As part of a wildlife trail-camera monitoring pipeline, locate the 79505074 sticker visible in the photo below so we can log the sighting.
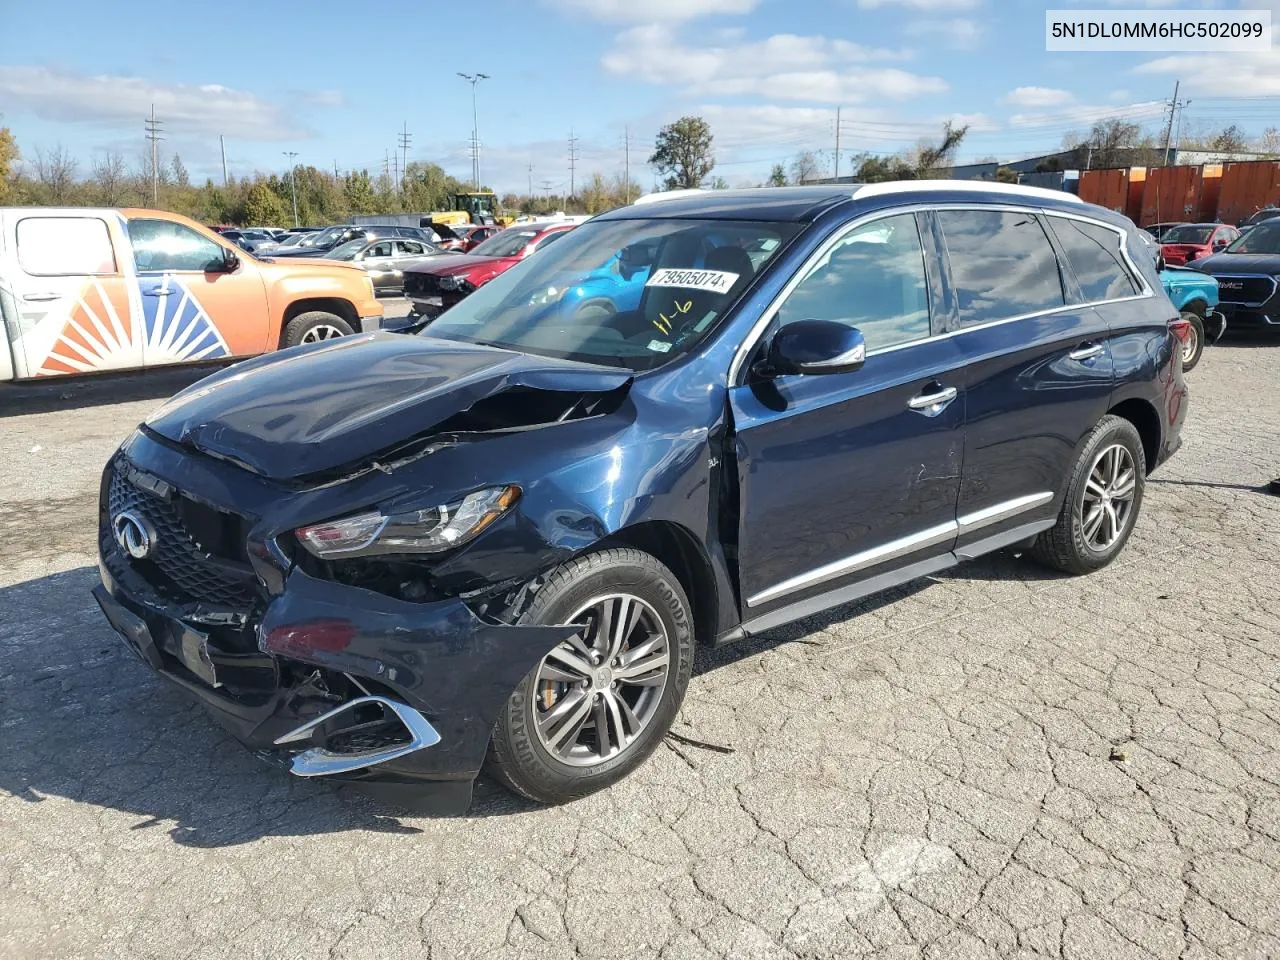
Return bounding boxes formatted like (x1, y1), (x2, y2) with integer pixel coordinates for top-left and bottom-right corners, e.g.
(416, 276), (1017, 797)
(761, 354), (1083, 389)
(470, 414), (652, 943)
(645, 268), (739, 295)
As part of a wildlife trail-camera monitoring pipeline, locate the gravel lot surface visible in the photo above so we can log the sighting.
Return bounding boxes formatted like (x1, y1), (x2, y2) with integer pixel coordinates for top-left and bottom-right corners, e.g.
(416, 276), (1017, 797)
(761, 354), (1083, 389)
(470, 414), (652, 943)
(2, 333), (1278, 960)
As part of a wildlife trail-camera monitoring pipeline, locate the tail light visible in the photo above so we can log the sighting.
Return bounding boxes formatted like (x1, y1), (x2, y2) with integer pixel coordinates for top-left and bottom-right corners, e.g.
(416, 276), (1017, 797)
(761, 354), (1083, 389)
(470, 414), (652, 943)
(1168, 317), (1192, 343)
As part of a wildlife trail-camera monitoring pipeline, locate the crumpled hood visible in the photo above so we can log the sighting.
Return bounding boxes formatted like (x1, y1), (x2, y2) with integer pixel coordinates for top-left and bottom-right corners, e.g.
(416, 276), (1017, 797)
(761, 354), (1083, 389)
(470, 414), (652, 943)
(144, 333), (632, 481)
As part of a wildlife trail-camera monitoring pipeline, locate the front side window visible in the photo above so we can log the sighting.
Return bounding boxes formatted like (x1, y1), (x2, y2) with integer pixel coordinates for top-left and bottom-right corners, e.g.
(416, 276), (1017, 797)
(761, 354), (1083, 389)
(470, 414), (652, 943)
(426, 217), (798, 371)
(16, 217), (117, 276)
(127, 219), (226, 273)
(1048, 217), (1140, 302)
(774, 213), (931, 352)
(365, 241), (393, 258)
(939, 210), (1065, 325)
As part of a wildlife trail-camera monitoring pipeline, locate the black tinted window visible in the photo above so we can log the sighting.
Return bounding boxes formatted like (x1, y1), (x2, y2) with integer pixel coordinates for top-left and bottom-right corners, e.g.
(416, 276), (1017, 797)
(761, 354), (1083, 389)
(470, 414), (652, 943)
(938, 210), (1064, 324)
(776, 213), (930, 351)
(1049, 217), (1140, 302)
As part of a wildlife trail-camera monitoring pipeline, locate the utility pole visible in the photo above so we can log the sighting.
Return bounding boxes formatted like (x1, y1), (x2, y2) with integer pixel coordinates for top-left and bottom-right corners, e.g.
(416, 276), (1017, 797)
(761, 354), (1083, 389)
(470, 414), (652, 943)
(1161, 80), (1181, 166)
(541, 179), (554, 204)
(623, 125), (631, 204)
(219, 135), (228, 187)
(528, 163), (534, 200)
(144, 104), (164, 204)
(398, 123), (412, 191)
(392, 152), (399, 194)
(334, 159), (339, 179)
(834, 106), (842, 181)
(283, 151), (299, 227)
(457, 72), (490, 190)
(1172, 97), (1192, 160)
(383, 149), (391, 185)
(568, 129), (579, 200)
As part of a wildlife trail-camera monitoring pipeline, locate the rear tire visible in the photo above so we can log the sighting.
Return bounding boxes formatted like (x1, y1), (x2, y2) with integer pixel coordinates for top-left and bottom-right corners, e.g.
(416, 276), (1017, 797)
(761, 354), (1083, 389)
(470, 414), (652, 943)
(1180, 310), (1205, 372)
(283, 311), (355, 348)
(1031, 415), (1146, 575)
(485, 548), (694, 805)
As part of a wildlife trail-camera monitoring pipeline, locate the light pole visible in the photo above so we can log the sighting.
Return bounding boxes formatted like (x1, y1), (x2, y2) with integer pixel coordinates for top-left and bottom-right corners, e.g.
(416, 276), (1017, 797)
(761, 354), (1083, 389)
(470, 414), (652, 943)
(457, 72), (489, 191)
(282, 151), (299, 227)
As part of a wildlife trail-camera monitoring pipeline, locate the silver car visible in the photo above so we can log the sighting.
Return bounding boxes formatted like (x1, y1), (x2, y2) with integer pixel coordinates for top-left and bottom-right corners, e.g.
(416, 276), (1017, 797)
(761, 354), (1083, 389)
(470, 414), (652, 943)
(324, 237), (457, 296)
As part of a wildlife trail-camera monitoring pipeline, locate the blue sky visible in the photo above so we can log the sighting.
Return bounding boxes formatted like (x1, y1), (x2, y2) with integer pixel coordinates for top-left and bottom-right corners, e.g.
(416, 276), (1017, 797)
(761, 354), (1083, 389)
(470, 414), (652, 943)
(2, 0), (1278, 193)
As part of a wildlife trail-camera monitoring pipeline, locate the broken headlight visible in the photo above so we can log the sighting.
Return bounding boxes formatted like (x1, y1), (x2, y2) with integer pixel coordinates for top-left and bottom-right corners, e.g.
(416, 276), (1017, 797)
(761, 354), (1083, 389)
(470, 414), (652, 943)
(295, 485), (520, 559)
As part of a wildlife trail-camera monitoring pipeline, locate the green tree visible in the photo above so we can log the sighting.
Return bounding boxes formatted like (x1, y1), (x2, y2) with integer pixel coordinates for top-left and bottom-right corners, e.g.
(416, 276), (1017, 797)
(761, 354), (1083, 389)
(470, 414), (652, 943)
(767, 164), (787, 187)
(915, 121), (969, 177)
(344, 170), (377, 214)
(243, 182), (288, 227)
(649, 116), (714, 190)
(0, 126), (17, 203)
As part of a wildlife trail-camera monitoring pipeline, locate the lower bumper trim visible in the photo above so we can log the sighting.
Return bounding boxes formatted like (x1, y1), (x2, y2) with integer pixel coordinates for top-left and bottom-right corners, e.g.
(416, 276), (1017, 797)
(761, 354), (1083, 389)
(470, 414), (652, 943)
(274, 695), (442, 778)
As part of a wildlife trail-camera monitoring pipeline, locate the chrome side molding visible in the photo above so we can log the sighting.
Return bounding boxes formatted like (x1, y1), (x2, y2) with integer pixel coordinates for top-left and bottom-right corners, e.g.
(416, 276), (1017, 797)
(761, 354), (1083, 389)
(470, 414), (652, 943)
(274, 695), (441, 777)
(747, 492), (1055, 608)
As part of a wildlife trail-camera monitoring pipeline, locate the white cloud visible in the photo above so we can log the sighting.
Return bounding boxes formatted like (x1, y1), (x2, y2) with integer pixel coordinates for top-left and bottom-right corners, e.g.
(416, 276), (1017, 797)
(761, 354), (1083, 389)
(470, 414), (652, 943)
(1133, 27), (1280, 95)
(0, 66), (314, 141)
(300, 89), (347, 109)
(1001, 86), (1075, 108)
(857, 0), (980, 8)
(545, 0), (757, 22)
(904, 18), (983, 49)
(603, 26), (943, 103)
(1007, 100), (1167, 129)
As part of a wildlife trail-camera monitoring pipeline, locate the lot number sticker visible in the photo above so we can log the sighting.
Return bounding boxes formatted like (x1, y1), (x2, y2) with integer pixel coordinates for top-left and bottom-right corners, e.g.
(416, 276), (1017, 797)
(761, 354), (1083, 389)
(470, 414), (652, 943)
(645, 268), (739, 294)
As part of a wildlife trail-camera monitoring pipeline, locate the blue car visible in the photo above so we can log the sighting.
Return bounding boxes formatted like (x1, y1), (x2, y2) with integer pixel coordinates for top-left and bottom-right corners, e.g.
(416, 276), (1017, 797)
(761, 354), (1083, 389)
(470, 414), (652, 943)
(1135, 227), (1222, 371)
(93, 183), (1186, 812)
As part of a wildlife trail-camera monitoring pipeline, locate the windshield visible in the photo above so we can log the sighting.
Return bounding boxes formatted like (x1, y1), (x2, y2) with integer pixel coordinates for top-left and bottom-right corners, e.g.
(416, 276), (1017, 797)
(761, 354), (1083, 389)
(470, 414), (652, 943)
(326, 239), (366, 261)
(471, 227), (544, 258)
(306, 227), (343, 247)
(1163, 225), (1213, 244)
(1226, 220), (1280, 254)
(424, 217), (799, 371)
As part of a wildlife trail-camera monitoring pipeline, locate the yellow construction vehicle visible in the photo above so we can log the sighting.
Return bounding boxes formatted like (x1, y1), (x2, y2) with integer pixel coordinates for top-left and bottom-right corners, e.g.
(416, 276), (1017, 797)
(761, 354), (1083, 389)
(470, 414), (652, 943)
(429, 192), (513, 227)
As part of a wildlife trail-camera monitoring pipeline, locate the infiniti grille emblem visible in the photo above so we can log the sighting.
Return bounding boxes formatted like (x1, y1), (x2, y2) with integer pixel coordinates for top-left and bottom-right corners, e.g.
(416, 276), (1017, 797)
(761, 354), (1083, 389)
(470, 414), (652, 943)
(113, 510), (157, 560)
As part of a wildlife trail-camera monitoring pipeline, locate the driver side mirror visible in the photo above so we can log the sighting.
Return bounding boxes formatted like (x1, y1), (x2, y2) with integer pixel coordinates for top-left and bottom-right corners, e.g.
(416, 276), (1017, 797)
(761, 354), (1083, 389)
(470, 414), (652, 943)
(1155, 251), (1167, 272)
(754, 320), (866, 378)
(212, 250), (239, 273)
(1212, 238), (1227, 250)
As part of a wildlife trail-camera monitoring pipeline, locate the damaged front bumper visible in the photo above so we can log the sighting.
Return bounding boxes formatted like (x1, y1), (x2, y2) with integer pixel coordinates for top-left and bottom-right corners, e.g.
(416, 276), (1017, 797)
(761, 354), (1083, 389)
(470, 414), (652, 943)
(95, 555), (576, 814)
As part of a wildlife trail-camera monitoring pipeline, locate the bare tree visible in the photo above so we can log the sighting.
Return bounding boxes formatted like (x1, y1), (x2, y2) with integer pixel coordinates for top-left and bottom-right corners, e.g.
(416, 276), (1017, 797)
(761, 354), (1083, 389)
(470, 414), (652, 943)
(92, 151), (129, 205)
(790, 150), (826, 184)
(1259, 127), (1280, 156)
(33, 145), (79, 203)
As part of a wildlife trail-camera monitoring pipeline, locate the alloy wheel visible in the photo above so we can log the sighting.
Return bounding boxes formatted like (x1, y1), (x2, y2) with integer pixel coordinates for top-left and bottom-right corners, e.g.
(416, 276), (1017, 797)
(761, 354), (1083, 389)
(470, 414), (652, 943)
(1181, 322), (1200, 364)
(1081, 443), (1137, 551)
(301, 324), (347, 343)
(532, 593), (672, 767)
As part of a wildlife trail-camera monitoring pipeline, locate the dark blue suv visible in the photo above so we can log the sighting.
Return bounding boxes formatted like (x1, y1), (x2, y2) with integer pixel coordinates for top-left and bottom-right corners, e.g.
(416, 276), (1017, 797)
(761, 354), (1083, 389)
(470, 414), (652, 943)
(93, 184), (1187, 812)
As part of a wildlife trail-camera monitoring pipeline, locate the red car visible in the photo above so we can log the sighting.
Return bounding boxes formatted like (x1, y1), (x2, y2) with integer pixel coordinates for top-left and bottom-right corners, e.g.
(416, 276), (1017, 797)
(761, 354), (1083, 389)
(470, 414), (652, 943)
(1159, 222), (1240, 265)
(403, 222), (576, 318)
(436, 224), (501, 253)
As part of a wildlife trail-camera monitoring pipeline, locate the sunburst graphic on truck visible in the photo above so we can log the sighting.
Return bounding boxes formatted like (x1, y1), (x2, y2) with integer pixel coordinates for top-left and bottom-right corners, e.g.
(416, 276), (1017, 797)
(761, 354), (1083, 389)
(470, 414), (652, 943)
(138, 277), (231, 364)
(38, 278), (137, 376)
(37, 276), (231, 375)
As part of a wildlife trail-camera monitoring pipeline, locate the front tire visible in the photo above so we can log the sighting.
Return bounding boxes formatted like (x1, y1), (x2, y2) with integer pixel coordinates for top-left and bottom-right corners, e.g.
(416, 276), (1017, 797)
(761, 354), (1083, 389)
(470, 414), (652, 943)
(1031, 415), (1146, 575)
(1180, 310), (1205, 372)
(282, 311), (355, 348)
(486, 548), (694, 805)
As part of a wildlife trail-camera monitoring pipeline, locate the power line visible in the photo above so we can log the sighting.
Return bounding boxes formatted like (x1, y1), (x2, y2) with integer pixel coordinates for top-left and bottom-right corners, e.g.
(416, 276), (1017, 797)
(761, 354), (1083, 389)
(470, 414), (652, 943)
(568, 128), (579, 199)
(398, 122), (412, 191)
(144, 104), (164, 205)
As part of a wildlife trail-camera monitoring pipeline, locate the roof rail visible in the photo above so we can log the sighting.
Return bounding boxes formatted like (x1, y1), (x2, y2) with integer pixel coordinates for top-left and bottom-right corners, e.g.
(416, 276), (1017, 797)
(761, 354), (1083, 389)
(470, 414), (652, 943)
(632, 188), (707, 205)
(854, 179), (1083, 204)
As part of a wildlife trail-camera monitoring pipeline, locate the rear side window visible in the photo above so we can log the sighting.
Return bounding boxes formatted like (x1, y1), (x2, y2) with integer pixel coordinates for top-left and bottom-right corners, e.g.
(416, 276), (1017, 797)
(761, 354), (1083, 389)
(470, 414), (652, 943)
(938, 210), (1065, 325)
(16, 217), (117, 276)
(1048, 217), (1140, 302)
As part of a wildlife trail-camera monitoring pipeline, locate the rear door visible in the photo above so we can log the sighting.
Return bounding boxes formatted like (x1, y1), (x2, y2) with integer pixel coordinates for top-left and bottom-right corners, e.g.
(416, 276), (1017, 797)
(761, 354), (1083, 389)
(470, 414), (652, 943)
(941, 207), (1116, 552)
(125, 216), (271, 364)
(4, 211), (143, 378)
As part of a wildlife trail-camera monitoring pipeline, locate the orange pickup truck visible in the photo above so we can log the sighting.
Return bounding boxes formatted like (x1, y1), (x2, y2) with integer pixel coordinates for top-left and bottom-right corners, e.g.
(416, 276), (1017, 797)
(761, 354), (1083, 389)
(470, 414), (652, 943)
(0, 207), (383, 381)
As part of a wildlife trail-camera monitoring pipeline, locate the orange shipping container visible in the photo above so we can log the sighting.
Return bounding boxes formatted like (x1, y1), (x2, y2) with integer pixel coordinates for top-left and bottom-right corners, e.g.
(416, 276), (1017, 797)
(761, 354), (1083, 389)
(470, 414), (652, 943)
(1079, 169), (1131, 215)
(1197, 164), (1223, 222)
(1141, 166), (1202, 226)
(1215, 161), (1280, 226)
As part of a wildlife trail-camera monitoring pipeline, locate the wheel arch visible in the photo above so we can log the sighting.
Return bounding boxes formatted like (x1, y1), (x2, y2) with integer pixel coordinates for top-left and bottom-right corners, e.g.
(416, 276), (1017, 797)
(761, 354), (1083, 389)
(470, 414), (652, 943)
(279, 298), (360, 347)
(596, 520), (720, 648)
(1178, 297), (1208, 318)
(1107, 397), (1161, 475)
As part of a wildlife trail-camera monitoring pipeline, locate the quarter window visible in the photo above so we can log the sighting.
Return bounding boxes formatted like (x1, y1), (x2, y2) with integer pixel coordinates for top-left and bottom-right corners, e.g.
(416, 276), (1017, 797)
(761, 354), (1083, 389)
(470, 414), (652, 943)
(127, 219), (227, 273)
(775, 213), (931, 351)
(938, 210), (1065, 324)
(1048, 217), (1140, 302)
(16, 217), (117, 276)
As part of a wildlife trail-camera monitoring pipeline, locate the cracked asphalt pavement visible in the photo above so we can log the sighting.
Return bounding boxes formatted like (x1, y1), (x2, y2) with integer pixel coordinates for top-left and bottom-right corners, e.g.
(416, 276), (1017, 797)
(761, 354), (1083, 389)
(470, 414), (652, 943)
(2, 336), (1279, 960)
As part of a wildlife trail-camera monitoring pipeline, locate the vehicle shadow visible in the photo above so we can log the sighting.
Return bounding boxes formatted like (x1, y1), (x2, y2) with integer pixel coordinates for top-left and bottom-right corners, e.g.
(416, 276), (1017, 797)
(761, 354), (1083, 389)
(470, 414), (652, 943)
(0, 366), (222, 418)
(0, 565), (546, 845)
